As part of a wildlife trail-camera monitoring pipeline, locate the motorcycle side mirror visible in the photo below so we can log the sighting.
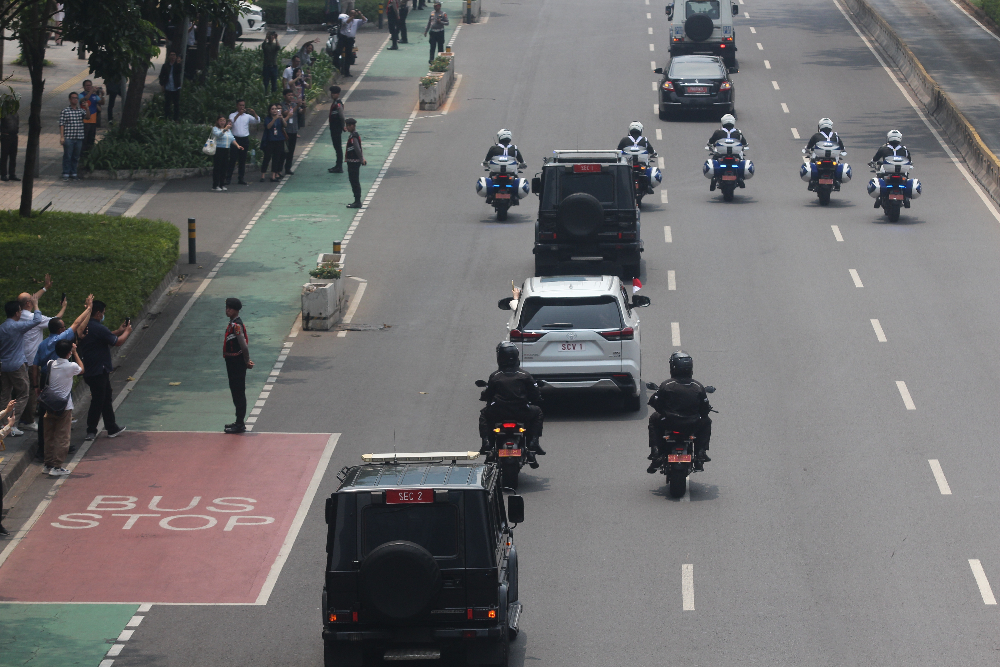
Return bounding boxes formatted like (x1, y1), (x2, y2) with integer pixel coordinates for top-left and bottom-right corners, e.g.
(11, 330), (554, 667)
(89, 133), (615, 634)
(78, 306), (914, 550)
(507, 495), (525, 525)
(631, 295), (651, 308)
(653, 67), (663, 74)
(705, 386), (716, 393)
(531, 176), (542, 194)
(498, 296), (514, 310)
(645, 381), (659, 391)
(665, 5), (674, 19)
(732, 3), (739, 15)
(475, 379), (488, 388)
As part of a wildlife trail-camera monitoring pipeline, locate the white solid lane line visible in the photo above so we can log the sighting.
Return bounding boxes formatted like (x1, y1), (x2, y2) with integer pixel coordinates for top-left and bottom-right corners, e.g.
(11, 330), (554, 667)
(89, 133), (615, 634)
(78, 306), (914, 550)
(870, 318), (887, 342)
(791, 128), (799, 139)
(655, 128), (662, 140)
(764, 59), (771, 68)
(756, 42), (763, 49)
(849, 269), (863, 287)
(660, 189), (668, 204)
(969, 560), (998, 605)
(948, 0), (1000, 42)
(664, 225), (672, 242)
(831, 224), (843, 241)
(682, 564), (695, 610)
(749, 26), (756, 33)
(771, 80), (779, 90)
(667, 270), (676, 290)
(896, 381), (916, 410)
(781, 102), (789, 113)
(928, 459), (952, 495)
(671, 322), (681, 346)
(648, 26), (653, 34)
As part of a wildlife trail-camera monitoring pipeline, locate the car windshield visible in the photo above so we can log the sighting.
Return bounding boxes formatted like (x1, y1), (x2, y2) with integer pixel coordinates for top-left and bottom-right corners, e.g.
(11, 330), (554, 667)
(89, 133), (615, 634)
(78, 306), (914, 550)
(559, 172), (615, 204)
(363, 503), (459, 558)
(686, 0), (720, 19)
(669, 61), (724, 78)
(519, 296), (623, 331)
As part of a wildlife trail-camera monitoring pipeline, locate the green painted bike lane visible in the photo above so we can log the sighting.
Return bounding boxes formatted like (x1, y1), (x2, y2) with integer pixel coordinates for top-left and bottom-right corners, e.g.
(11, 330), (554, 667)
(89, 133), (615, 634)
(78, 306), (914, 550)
(367, 0), (463, 77)
(0, 604), (138, 666)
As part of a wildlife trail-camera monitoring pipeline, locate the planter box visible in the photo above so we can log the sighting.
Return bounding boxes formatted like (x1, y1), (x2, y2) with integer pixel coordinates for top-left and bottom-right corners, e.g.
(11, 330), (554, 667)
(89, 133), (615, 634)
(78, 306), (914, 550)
(419, 76), (445, 110)
(461, 0), (482, 22)
(302, 280), (346, 331)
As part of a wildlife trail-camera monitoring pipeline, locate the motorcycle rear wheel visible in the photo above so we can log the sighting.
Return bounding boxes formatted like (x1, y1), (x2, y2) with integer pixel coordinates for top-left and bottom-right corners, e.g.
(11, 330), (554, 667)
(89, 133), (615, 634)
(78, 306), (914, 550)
(886, 202), (901, 222)
(496, 205), (509, 221)
(721, 184), (735, 202)
(501, 462), (520, 489)
(818, 189), (831, 206)
(668, 470), (687, 498)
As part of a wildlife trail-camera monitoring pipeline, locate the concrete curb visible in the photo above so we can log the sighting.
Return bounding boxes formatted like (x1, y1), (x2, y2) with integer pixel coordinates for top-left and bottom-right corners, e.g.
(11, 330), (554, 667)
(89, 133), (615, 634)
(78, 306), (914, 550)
(82, 167), (211, 181)
(955, 0), (1000, 36)
(844, 0), (1000, 205)
(1, 260), (181, 505)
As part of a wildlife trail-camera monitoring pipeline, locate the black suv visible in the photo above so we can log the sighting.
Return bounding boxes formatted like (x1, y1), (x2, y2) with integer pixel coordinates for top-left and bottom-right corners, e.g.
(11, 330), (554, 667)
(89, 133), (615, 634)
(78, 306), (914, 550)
(322, 452), (525, 667)
(531, 150), (643, 279)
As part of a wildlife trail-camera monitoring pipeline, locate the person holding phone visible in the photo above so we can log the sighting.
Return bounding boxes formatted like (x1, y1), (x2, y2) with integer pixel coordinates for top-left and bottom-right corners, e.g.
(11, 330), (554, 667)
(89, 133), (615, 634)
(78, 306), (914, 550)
(260, 104), (289, 182)
(79, 79), (104, 155)
(211, 115), (241, 191)
(77, 300), (132, 441)
(227, 99), (260, 186)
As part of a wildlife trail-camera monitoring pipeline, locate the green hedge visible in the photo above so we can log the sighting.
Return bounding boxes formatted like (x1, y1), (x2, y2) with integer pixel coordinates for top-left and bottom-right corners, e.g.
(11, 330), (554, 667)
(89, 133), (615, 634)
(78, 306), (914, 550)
(80, 119), (214, 171)
(983, 0), (1000, 23)
(0, 211), (179, 327)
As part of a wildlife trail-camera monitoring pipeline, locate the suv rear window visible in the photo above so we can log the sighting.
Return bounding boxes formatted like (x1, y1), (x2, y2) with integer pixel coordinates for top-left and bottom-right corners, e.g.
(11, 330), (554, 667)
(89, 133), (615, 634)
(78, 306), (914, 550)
(519, 296), (623, 330)
(559, 172), (615, 204)
(363, 504), (459, 558)
(686, 0), (720, 19)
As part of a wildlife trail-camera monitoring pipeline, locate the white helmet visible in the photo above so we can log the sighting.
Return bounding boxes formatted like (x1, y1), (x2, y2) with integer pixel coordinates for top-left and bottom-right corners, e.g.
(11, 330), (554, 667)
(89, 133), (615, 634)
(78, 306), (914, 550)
(721, 114), (736, 128)
(886, 129), (903, 143)
(628, 121), (644, 135)
(818, 117), (833, 131)
(496, 128), (513, 144)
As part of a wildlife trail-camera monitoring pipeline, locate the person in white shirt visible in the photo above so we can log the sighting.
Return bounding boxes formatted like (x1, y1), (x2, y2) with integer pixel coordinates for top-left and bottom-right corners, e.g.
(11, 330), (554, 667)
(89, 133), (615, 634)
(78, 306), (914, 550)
(41, 340), (83, 476)
(226, 99), (260, 186)
(16, 283), (65, 430)
(282, 55), (302, 91)
(338, 10), (367, 77)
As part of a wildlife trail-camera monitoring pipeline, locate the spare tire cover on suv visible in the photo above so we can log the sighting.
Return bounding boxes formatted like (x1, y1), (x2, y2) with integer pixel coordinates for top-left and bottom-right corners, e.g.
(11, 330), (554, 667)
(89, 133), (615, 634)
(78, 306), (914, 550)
(557, 192), (604, 239)
(359, 541), (442, 622)
(684, 13), (714, 42)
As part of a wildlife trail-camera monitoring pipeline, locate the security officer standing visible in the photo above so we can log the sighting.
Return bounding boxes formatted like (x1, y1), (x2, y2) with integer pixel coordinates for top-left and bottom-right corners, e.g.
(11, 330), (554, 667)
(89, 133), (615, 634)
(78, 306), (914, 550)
(479, 342), (545, 466)
(647, 351), (713, 472)
(223, 298), (254, 434)
(344, 118), (366, 208)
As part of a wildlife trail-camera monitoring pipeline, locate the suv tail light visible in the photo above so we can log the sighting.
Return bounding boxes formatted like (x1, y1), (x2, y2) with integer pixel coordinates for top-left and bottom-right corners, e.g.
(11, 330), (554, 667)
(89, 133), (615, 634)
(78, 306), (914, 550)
(618, 231), (636, 240)
(599, 327), (634, 341)
(538, 232), (557, 241)
(467, 608), (498, 620)
(510, 329), (545, 342)
(328, 611), (358, 623)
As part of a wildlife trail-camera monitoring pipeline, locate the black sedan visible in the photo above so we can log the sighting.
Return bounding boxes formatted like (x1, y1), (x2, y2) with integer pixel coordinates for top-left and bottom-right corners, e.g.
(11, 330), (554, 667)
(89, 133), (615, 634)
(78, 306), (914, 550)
(655, 54), (735, 120)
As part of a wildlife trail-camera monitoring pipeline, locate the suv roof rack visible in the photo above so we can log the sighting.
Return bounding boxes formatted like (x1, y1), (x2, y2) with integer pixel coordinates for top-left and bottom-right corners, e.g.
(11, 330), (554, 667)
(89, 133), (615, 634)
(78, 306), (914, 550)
(546, 150), (626, 164)
(361, 451), (481, 463)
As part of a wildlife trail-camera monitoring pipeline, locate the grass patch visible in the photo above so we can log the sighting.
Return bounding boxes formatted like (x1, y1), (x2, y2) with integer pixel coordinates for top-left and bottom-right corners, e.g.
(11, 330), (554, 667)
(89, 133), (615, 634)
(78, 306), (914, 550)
(0, 211), (179, 326)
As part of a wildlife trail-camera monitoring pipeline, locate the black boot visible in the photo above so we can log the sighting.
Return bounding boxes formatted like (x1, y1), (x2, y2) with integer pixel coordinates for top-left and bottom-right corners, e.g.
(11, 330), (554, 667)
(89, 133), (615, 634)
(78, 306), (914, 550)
(530, 436), (546, 455)
(346, 200), (361, 208)
(646, 447), (660, 473)
(526, 450), (540, 469)
(646, 185), (655, 195)
(874, 197), (881, 209)
(479, 437), (491, 455)
(709, 179), (716, 191)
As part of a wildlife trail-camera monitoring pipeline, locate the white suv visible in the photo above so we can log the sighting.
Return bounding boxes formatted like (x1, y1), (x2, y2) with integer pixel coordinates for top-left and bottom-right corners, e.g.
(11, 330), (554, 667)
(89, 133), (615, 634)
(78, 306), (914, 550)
(498, 275), (650, 411)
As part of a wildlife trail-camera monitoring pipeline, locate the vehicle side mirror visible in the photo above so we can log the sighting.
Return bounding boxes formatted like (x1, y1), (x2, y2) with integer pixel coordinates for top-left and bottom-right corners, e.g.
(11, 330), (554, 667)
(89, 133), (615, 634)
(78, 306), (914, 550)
(653, 67), (663, 74)
(705, 386), (716, 393)
(475, 379), (488, 388)
(631, 295), (651, 308)
(507, 495), (524, 525)
(498, 296), (514, 311)
(531, 176), (542, 194)
(732, 3), (739, 14)
(645, 381), (659, 391)
(665, 4), (673, 19)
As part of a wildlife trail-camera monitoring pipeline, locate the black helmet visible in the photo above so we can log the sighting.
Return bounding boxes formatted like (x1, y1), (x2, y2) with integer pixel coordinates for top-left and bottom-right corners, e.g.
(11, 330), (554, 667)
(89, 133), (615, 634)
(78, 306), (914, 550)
(497, 341), (520, 370)
(669, 351), (693, 377)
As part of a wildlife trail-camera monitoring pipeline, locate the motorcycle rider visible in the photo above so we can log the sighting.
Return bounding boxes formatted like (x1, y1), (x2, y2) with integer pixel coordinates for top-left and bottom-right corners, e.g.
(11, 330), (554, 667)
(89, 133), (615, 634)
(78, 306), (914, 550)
(617, 121), (657, 195)
(870, 129), (912, 208)
(483, 128), (526, 167)
(706, 113), (749, 149)
(647, 351), (713, 474)
(479, 342), (545, 467)
(803, 117), (846, 191)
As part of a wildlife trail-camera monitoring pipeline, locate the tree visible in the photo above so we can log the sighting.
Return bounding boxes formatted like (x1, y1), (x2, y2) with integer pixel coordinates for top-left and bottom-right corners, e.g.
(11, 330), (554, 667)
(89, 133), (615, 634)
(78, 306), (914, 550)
(12, 0), (48, 216)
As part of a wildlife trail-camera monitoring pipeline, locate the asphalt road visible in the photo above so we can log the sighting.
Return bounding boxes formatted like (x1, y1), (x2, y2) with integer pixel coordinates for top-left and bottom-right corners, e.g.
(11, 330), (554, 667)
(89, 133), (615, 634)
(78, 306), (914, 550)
(867, 0), (1000, 156)
(10, 0), (1000, 664)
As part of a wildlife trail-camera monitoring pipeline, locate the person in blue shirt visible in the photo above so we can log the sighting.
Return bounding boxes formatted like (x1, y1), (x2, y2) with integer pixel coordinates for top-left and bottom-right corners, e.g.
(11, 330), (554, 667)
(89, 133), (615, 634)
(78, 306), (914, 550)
(0, 300), (44, 435)
(77, 300), (132, 441)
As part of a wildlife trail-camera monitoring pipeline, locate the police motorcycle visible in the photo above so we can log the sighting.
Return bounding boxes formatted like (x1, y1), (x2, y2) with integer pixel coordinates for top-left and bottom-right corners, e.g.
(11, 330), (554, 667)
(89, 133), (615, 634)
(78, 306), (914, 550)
(867, 156), (921, 223)
(704, 139), (753, 202)
(800, 141), (851, 206)
(476, 156), (530, 221)
(474, 379), (543, 489)
(645, 381), (716, 499)
(621, 146), (662, 206)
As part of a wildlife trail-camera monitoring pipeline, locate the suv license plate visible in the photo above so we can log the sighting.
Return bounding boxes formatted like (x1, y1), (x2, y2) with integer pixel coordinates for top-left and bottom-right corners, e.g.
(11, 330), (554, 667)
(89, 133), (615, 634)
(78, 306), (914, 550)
(818, 178), (834, 185)
(495, 193), (511, 199)
(559, 342), (585, 351)
(687, 86), (708, 93)
(667, 454), (692, 463)
(498, 449), (521, 457)
(889, 194), (904, 200)
(721, 174), (737, 181)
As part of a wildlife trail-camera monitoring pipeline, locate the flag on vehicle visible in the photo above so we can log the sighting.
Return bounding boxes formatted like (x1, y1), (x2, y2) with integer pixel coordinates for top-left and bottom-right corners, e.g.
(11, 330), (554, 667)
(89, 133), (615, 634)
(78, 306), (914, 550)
(633, 278), (642, 293)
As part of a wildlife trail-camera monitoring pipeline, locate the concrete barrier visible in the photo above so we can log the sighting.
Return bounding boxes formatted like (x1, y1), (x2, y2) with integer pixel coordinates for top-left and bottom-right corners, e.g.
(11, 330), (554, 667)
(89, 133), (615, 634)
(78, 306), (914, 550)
(843, 0), (1000, 204)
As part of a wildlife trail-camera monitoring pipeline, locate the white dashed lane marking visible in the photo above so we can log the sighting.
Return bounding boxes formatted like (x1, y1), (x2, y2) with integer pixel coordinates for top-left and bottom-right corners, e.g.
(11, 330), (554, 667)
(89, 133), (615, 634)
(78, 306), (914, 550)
(655, 129), (662, 140)
(647, 12), (651, 18)
(648, 26), (653, 34)
(831, 224), (843, 241)
(682, 564), (695, 610)
(928, 459), (952, 495)
(791, 128), (799, 139)
(667, 271), (676, 290)
(651, 60), (656, 69)
(660, 189), (668, 204)
(671, 322), (681, 346)
(870, 318), (887, 342)
(649, 43), (655, 51)
(744, 11), (749, 17)
(749, 26), (756, 33)
(652, 81), (657, 91)
(657, 157), (665, 169)
(654, 103), (659, 114)
(764, 59), (771, 68)
(756, 42), (763, 50)
(896, 381), (916, 410)
(849, 269), (863, 287)
(664, 226), (672, 242)
(771, 80), (779, 90)
(781, 102), (789, 113)
(969, 560), (998, 605)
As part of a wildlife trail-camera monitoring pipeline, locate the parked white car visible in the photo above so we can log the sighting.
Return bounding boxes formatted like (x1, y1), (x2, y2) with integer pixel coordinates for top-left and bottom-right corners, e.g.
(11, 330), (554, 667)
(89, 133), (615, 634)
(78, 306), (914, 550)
(498, 275), (650, 411)
(236, 2), (266, 37)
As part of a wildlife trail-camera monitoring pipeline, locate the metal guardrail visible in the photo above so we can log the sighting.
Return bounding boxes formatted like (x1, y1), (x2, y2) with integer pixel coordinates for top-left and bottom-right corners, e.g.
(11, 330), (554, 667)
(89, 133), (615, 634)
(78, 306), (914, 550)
(843, 0), (1000, 204)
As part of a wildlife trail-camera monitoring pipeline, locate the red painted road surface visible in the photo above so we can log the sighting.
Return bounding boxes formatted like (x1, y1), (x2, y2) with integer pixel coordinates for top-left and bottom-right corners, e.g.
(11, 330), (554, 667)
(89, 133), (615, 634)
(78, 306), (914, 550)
(0, 432), (333, 603)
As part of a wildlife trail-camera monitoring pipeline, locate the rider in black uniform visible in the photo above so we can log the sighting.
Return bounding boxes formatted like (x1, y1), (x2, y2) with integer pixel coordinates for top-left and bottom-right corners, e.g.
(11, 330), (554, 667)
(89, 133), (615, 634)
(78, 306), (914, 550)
(479, 342), (545, 466)
(647, 351), (713, 473)
(618, 121), (656, 194)
(706, 113), (749, 147)
(870, 129), (912, 207)
(484, 128), (525, 165)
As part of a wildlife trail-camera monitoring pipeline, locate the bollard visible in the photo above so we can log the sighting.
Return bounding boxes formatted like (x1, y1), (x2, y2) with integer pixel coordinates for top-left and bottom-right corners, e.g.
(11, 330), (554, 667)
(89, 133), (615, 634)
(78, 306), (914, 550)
(188, 218), (196, 264)
(333, 240), (342, 253)
(378, 3), (383, 28)
(466, 0), (472, 23)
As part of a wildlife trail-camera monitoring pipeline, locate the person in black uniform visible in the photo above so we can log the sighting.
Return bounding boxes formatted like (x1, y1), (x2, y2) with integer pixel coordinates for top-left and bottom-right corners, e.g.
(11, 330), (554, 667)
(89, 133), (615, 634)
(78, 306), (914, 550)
(484, 128), (525, 165)
(223, 298), (254, 434)
(647, 351), (713, 473)
(804, 117), (845, 151)
(479, 342), (545, 467)
(706, 113), (749, 148)
(617, 121), (656, 194)
(870, 129), (912, 208)
(344, 118), (366, 208)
